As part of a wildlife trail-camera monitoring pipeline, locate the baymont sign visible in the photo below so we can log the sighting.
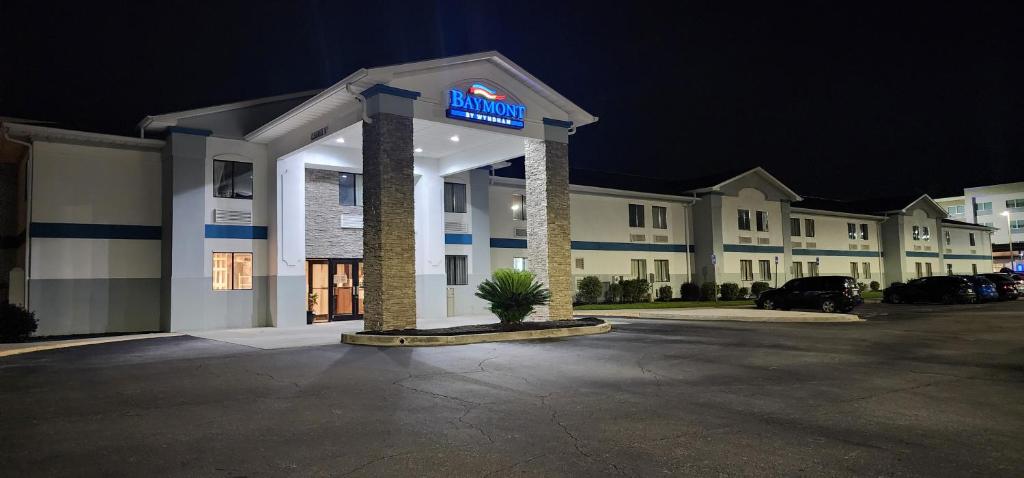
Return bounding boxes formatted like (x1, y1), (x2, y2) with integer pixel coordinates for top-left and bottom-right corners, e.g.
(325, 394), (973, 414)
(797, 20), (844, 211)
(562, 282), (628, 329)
(446, 83), (525, 129)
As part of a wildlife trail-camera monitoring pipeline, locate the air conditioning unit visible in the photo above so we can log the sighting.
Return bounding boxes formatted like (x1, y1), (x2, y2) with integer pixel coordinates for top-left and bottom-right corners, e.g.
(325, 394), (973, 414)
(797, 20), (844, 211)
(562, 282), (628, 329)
(861, 244), (870, 250)
(849, 244), (858, 250)
(444, 221), (468, 233)
(792, 241), (803, 248)
(805, 242), (817, 248)
(653, 235), (669, 243)
(514, 228), (528, 238)
(757, 237), (770, 245)
(914, 245), (923, 251)
(213, 209), (252, 224)
(738, 236), (753, 244)
(629, 234), (646, 242)
(945, 248), (953, 254)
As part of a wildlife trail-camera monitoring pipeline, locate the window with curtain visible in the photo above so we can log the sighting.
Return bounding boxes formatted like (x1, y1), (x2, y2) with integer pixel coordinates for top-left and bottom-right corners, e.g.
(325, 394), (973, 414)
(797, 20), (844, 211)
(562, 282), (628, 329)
(630, 259), (647, 280)
(339, 173), (363, 206)
(790, 218), (801, 236)
(512, 257), (527, 271)
(213, 160), (253, 199)
(755, 211), (769, 232)
(652, 206), (667, 229)
(804, 219), (815, 237)
(740, 260), (754, 281)
(212, 252), (253, 290)
(511, 194), (527, 220)
(654, 260), (670, 282)
(848, 223), (857, 240)
(629, 204), (645, 227)
(758, 260), (772, 280)
(445, 255), (468, 285)
(860, 223), (869, 240)
(737, 209), (751, 231)
(444, 182), (467, 213)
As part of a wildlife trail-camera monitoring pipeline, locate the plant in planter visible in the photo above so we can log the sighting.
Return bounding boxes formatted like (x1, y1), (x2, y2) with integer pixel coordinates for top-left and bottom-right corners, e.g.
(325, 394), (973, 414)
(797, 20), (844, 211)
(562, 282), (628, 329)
(0, 302), (37, 343)
(306, 292), (319, 324)
(475, 269), (551, 328)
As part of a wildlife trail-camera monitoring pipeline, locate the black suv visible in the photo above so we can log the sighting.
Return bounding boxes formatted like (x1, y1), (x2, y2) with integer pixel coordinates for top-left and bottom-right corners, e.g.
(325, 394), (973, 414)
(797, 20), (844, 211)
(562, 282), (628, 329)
(883, 276), (976, 304)
(756, 276), (863, 313)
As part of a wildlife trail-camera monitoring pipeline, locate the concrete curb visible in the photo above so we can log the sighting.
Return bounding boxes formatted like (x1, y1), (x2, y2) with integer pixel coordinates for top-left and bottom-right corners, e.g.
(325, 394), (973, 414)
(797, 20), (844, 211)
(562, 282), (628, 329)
(575, 310), (862, 323)
(0, 333), (183, 358)
(341, 320), (611, 347)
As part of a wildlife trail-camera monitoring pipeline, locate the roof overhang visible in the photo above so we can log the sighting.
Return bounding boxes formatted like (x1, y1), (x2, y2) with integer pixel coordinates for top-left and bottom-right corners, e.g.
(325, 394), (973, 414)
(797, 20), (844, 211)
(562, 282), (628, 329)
(790, 207), (885, 221)
(491, 176), (697, 203)
(2, 122), (164, 151)
(138, 89), (322, 135)
(687, 167), (802, 202)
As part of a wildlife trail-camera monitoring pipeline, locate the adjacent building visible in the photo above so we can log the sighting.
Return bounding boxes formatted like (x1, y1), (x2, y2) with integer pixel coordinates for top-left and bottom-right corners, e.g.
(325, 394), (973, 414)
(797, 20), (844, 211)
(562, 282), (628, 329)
(936, 181), (1024, 272)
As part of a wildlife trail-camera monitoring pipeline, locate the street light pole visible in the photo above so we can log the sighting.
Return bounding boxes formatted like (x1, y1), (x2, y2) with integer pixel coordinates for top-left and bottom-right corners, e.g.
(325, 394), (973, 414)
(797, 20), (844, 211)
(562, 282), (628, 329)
(1002, 211), (1014, 271)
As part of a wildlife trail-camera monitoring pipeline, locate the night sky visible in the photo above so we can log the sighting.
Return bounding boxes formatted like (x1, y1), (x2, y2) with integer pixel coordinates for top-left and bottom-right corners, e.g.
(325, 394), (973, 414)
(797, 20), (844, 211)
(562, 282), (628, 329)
(2, 1), (1021, 199)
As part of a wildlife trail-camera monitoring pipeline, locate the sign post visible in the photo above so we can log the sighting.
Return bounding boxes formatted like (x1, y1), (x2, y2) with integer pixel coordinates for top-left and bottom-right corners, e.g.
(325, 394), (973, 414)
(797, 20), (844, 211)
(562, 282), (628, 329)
(711, 253), (718, 303)
(774, 255), (779, 288)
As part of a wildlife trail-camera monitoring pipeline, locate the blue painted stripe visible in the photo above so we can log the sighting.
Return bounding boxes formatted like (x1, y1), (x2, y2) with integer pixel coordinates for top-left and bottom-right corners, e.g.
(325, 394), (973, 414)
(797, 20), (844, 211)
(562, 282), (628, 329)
(542, 117), (573, 129)
(905, 251), (940, 258)
(166, 126), (212, 136)
(445, 233), (473, 245)
(30, 222), (161, 240)
(205, 225), (268, 239)
(359, 83), (421, 100)
(489, 238), (693, 253)
(944, 254), (992, 260)
(490, 238), (528, 249)
(792, 248), (880, 258)
(723, 244), (785, 253)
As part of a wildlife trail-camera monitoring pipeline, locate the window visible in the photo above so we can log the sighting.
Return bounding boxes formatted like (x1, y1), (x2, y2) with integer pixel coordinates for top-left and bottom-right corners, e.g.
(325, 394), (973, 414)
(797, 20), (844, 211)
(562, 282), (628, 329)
(339, 173), (363, 206)
(790, 218), (801, 236)
(444, 182), (467, 213)
(737, 209), (751, 231)
(947, 205), (965, 215)
(969, 232), (976, 246)
(922, 226), (930, 241)
(740, 260), (754, 281)
(511, 194), (527, 220)
(512, 257), (527, 272)
(1011, 219), (1024, 232)
(912, 225), (921, 241)
(946, 264), (953, 275)
(575, 257), (585, 270)
(629, 204), (645, 228)
(976, 202), (992, 216)
(652, 206), (667, 229)
(792, 262), (804, 278)
(755, 211), (769, 232)
(1006, 199), (1024, 209)
(925, 263), (933, 277)
(630, 259), (647, 280)
(807, 261), (819, 277)
(850, 262), (860, 279)
(972, 264), (978, 275)
(804, 219), (816, 237)
(212, 252), (253, 290)
(758, 260), (772, 280)
(862, 262), (871, 279)
(445, 255), (468, 285)
(860, 224), (869, 240)
(847, 223), (857, 240)
(213, 160), (253, 199)
(654, 260), (670, 282)
(915, 262), (923, 278)
(945, 230), (951, 246)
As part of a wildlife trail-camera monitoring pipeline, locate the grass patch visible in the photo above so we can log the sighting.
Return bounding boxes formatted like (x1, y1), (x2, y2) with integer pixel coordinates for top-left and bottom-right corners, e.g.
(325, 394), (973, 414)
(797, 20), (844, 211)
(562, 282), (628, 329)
(575, 300), (754, 310)
(861, 290), (882, 300)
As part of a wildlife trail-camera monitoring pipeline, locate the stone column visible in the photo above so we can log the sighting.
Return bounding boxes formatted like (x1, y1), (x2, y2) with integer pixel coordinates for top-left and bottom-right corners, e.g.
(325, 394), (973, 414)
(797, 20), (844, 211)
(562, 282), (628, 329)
(361, 84), (420, 331)
(525, 119), (573, 320)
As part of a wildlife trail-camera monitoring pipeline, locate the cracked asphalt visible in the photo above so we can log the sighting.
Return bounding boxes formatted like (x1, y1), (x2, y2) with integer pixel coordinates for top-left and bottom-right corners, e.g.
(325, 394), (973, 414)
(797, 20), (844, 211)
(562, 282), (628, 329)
(2, 301), (1024, 477)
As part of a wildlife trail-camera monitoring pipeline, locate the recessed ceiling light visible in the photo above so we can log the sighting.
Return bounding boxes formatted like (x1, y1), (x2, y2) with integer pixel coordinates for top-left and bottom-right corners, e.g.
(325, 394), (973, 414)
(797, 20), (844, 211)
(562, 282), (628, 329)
(449, 135), (460, 142)
(414, 148), (423, 153)
(335, 137), (345, 143)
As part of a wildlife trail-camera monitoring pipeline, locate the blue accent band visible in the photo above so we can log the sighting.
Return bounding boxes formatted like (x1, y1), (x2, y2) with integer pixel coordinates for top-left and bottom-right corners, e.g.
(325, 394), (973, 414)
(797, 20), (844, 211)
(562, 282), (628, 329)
(906, 251), (940, 258)
(490, 238), (528, 249)
(359, 84), (421, 100)
(205, 225), (268, 239)
(489, 238), (693, 253)
(445, 233), (473, 245)
(792, 248), (881, 258)
(30, 222), (161, 240)
(166, 126), (213, 136)
(943, 254), (992, 260)
(723, 244), (786, 253)
(542, 118), (573, 129)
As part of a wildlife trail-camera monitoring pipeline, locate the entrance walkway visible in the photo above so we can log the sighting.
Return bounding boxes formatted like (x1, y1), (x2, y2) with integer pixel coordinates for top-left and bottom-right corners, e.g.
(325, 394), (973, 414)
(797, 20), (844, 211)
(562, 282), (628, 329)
(187, 315), (499, 349)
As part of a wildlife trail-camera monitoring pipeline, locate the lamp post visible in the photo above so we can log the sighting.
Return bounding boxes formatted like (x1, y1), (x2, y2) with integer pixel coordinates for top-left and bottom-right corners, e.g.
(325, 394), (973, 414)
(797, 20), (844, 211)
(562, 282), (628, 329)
(1002, 211), (1014, 271)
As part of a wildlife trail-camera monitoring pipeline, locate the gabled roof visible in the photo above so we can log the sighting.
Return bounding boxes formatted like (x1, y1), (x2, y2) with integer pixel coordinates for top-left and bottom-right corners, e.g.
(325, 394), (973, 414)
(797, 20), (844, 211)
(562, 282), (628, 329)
(679, 167), (802, 201)
(245, 51), (599, 143)
(941, 218), (997, 231)
(138, 90), (321, 134)
(797, 194), (948, 217)
(495, 161), (682, 196)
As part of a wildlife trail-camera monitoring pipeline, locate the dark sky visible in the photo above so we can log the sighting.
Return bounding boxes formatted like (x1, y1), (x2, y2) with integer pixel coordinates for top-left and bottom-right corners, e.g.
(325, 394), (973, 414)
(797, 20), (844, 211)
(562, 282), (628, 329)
(2, 1), (1021, 199)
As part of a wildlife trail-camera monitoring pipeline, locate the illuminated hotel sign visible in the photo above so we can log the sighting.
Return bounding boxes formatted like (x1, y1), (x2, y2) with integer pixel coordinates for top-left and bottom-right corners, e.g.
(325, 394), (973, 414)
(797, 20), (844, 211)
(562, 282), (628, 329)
(446, 83), (525, 129)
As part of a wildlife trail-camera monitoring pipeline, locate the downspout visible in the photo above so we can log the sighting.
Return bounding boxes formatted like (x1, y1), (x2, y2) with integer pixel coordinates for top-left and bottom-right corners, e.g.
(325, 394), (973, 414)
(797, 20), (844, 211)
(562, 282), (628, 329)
(2, 125), (33, 310)
(345, 77), (373, 125)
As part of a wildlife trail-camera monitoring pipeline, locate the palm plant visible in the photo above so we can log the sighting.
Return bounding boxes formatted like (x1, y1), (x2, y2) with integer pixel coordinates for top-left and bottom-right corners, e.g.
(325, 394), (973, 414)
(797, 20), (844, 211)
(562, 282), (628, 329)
(475, 269), (551, 327)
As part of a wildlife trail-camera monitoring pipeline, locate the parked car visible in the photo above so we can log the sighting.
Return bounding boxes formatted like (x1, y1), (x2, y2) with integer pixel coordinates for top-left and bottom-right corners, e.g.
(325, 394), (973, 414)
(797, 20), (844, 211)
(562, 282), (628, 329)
(978, 273), (1021, 300)
(883, 276), (976, 304)
(958, 275), (999, 302)
(756, 276), (863, 313)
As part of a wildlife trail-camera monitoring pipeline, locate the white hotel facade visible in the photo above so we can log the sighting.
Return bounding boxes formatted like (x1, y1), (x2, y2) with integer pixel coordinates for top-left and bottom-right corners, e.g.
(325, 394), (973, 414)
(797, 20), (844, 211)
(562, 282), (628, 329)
(0, 52), (996, 337)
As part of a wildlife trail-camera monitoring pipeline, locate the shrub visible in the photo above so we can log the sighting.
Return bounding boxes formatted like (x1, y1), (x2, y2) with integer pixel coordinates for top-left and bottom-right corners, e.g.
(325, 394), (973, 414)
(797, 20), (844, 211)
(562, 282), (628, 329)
(620, 278), (651, 303)
(738, 287), (750, 298)
(606, 282), (623, 303)
(656, 285), (673, 301)
(719, 282), (740, 300)
(0, 303), (37, 343)
(475, 269), (551, 327)
(576, 276), (603, 304)
(751, 281), (771, 297)
(680, 282), (701, 301)
(869, 281), (880, 291)
(857, 282), (868, 292)
(699, 282), (718, 301)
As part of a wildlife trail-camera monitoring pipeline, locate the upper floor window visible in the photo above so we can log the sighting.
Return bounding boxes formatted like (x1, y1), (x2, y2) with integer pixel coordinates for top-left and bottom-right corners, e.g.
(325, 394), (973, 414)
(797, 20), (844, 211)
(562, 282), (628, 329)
(804, 219), (816, 237)
(969, 232), (976, 246)
(1011, 219), (1024, 232)
(339, 173), (363, 206)
(213, 160), (253, 200)
(511, 194), (527, 220)
(444, 182), (467, 213)
(790, 218), (801, 236)
(847, 223), (857, 240)
(859, 223), (869, 240)
(1006, 199), (1024, 209)
(947, 205), (965, 215)
(922, 226), (931, 241)
(755, 211), (769, 232)
(629, 204), (645, 228)
(652, 206), (668, 229)
(737, 209), (751, 231)
(945, 230), (951, 245)
(976, 202), (993, 216)
(912, 225), (921, 241)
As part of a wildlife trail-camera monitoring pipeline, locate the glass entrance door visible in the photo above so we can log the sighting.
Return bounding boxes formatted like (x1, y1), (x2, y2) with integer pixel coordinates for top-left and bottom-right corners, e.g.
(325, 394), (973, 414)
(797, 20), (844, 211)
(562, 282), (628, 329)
(307, 258), (363, 322)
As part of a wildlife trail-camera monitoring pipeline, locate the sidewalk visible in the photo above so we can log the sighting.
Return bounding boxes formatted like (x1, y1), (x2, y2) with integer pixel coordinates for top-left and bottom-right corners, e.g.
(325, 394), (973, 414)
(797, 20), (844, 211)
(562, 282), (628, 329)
(0, 333), (183, 358)
(574, 307), (862, 323)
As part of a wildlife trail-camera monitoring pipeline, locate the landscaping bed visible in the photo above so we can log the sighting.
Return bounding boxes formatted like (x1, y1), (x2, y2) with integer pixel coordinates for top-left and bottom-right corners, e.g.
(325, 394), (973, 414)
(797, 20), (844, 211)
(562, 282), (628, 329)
(575, 300), (753, 310)
(357, 317), (604, 336)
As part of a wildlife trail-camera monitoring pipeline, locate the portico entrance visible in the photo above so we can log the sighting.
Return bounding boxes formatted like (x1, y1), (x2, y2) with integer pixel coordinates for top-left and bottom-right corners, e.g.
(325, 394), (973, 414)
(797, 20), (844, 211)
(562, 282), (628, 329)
(306, 259), (364, 322)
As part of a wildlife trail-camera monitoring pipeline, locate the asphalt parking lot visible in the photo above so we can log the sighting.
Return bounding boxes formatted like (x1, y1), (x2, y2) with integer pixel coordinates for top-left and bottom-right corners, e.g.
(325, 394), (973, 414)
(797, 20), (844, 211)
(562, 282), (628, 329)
(2, 301), (1023, 477)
